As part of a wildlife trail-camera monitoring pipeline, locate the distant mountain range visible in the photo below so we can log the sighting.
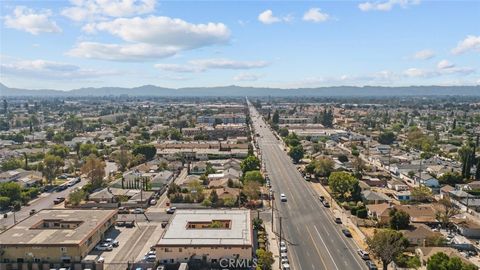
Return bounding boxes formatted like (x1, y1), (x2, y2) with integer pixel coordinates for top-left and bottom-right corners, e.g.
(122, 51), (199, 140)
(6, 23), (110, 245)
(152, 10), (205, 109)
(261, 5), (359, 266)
(1, 83), (479, 97)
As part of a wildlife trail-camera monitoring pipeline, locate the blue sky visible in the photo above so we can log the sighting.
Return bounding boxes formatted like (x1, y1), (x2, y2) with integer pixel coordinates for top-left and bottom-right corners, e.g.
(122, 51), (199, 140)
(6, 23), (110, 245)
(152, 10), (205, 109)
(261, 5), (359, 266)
(0, 0), (479, 90)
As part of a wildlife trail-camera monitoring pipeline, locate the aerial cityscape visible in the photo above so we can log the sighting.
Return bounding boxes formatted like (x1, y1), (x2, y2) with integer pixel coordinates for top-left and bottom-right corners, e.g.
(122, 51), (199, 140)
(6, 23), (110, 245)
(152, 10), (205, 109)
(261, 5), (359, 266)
(1, 1), (480, 270)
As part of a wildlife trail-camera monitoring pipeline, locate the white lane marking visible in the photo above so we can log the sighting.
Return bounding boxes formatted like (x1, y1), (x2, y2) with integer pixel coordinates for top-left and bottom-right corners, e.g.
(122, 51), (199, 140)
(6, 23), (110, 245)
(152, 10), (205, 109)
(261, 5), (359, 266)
(313, 225), (340, 270)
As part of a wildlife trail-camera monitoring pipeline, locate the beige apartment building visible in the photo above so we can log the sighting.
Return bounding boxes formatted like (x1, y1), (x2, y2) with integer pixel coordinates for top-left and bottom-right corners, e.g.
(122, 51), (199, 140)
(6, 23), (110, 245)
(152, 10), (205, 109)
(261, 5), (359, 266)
(0, 209), (117, 263)
(155, 209), (253, 265)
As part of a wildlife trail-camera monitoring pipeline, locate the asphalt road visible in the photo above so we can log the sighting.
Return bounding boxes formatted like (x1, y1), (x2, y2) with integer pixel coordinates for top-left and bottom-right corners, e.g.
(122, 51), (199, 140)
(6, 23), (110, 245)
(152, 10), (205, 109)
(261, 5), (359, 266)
(248, 102), (367, 270)
(0, 178), (87, 229)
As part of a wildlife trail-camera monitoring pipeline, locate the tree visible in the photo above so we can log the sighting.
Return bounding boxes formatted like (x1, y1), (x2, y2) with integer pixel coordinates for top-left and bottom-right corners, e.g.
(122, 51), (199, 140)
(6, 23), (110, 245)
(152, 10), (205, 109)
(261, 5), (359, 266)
(256, 248), (274, 270)
(79, 143), (98, 158)
(378, 131), (396, 145)
(278, 127), (289, 137)
(322, 109), (334, 128)
(439, 171), (464, 186)
(436, 197), (460, 229)
(338, 154), (349, 163)
(284, 133), (300, 147)
(48, 144), (69, 158)
(288, 145), (304, 163)
(187, 180), (204, 202)
(81, 155), (106, 190)
(243, 181), (261, 201)
(68, 189), (86, 206)
(114, 148), (132, 172)
(367, 229), (409, 270)
(132, 144), (157, 161)
(0, 182), (22, 205)
(427, 252), (478, 270)
(411, 185), (433, 202)
(328, 172), (360, 201)
(243, 170), (264, 184)
(389, 209), (410, 230)
(43, 154), (64, 185)
(240, 155), (260, 173)
(209, 189), (219, 207)
(272, 110), (280, 125)
(311, 157), (334, 179)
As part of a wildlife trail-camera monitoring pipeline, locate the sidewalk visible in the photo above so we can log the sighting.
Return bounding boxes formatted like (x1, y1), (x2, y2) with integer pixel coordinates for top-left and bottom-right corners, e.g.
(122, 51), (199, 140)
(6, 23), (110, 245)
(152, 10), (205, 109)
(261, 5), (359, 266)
(264, 216), (280, 270)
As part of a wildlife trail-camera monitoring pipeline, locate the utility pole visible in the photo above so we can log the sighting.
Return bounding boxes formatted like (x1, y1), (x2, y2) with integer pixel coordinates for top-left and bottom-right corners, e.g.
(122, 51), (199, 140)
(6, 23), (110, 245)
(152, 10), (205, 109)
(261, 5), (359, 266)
(271, 191), (275, 233)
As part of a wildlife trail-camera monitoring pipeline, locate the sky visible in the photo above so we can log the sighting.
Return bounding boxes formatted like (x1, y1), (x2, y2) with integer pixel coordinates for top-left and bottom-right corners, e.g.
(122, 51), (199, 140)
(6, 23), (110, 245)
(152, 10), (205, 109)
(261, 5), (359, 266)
(0, 0), (479, 90)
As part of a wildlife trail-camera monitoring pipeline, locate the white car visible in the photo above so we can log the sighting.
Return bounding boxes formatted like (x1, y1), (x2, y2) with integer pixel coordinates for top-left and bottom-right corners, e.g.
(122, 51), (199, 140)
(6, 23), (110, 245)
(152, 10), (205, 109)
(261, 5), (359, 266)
(104, 238), (119, 247)
(280, 193), (287, 202)
(95, 243), (113, 251)
(145, 254), (156, 262)
(280, 241), (287, 252)
(282, 263), (290, 270)
(132, 208), (144, 214)
(357, 249), (370, 260)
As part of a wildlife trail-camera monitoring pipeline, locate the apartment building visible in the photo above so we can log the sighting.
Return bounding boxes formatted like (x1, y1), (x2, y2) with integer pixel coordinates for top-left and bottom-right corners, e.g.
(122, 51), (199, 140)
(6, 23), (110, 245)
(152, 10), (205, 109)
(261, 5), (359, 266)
(155, 209), (252, 265)
(0, 209), (117, 263)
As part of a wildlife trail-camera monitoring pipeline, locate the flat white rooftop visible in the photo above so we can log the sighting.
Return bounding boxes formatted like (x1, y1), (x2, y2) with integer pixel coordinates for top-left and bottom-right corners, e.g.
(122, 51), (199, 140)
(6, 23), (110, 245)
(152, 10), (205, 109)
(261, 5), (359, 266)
(157, 209), (252, 247)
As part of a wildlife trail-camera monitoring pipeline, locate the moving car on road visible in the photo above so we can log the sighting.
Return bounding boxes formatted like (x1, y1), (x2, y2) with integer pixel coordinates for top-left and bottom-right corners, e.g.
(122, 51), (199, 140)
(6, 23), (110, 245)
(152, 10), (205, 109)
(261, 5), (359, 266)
(280, 193), (287, 202)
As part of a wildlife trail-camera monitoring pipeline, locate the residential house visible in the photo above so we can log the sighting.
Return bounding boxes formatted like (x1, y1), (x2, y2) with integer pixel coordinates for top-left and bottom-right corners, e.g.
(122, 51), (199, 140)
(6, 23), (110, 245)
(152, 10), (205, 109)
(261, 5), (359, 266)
(361, 190), (392, 204)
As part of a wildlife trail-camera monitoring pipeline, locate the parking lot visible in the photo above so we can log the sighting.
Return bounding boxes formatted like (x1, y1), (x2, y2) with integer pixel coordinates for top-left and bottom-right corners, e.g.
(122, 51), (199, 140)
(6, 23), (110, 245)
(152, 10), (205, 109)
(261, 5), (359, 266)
(90, 220), (166, 270)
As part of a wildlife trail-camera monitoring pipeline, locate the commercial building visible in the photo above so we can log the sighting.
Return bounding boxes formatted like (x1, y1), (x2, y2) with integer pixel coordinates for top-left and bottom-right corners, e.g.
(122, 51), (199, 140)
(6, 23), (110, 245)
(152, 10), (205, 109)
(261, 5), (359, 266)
(0, 209), (117, 263)
(155, 209), (252, 265)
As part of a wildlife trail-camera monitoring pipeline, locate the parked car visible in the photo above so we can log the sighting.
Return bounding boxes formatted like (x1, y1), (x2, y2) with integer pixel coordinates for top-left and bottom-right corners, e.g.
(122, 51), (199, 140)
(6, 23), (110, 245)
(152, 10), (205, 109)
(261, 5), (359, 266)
(104, 238), (119, 247)
(366, 260), (378, 270)
(342, 229), (352, 237)
(166, 207), (176, 214)
(53, 197), (65, 204)
(280, 193), (287, 202)
(132, 208), (144, 214)
(145, 254), (156, 262)
(357, 249), (370, 260)
(161, 221), (168, 228)
(97, 256), (105, 263)
(118, 207), (129, 214)
(95, 243), (113, 251)
(116, 221), (125, 227)
(335, 217), (342, 224)
(29, 209), (36, 215)
(150, 199), (157, 205)
(322, 200), (330, 208)
(319, 196), (325, 202)
(282, 263), (290, 270)
(125, 221), (135, 228)
(280, 241), (287, 253)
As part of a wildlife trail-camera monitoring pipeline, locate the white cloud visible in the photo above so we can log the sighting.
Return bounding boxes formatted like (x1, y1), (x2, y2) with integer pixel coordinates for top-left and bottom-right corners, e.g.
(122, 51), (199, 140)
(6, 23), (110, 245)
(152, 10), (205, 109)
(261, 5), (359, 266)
(62, 0), (156, 21)
(404, 68), (432, 78)
(258, 10), (292, 24)
(1, 58), (117, 79)
(4, 6), (61, 35)
(233, 73), (261, 82)
(437, 59), (454, 70)
(155, 58), (269, 73)
(452, 35), (480, 55)
(258, 10), (280, 24)
(413, 49), (435, 60)
(69, 16), (230, 61)
(358, 0), (420, 12)
(303, 8), (330, 23)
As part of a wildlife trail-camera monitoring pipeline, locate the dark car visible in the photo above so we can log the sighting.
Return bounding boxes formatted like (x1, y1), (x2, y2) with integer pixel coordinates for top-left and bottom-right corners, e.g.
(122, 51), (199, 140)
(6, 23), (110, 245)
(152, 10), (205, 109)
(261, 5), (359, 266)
(125, 221), (135, 228)
(29, 209), (36, 215)
(366, 260), (378, 270)
(53, 197), (65, 204)
(319, 196), (325, 202)
(342, 229), (352, 237)
(335, 217), (342, 224)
